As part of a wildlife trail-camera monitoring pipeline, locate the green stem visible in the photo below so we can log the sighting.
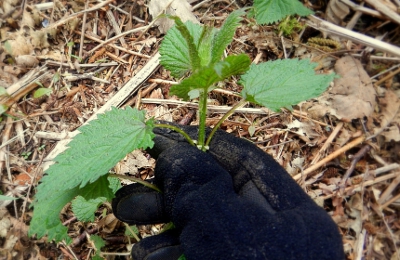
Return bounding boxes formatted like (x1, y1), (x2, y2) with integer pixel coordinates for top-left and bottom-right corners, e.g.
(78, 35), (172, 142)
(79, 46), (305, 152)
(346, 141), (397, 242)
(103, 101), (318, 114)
(198, 90), (209, 151)
(205, 99), (247, 147)
(155, 123), (196, 147)
(124, 223), (141, 242)
(109, 174), (161, 193)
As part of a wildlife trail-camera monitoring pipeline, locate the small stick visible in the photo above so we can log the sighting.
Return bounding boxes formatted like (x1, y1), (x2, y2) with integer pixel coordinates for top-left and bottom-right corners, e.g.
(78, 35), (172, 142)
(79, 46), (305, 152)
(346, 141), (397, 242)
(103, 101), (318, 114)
(378, 174), (400, 204)
(322, 171), (400, 199)
(381, 192), (400, 209)
(148, 78), (178, 85)
(141, 98), (273, 115)
(75, 31), (151, 58)
(293, 135), (366, 181)
(89, 26), (148, 54)
(46, 0), (114, 30)
(106, 9), (128, 48)
(79, 0), (89, 59)
(374, 67), (400, 86)
(291, 110), (328, 126)
(0, 116), (13, 178)
(311, 122), (343, 164)
(306, 15), (400, 57)
(338, 145), (371, 194)
(123, 82), (158, 108)
(355, 229), (367, 260)
(364, 0), (400, 25)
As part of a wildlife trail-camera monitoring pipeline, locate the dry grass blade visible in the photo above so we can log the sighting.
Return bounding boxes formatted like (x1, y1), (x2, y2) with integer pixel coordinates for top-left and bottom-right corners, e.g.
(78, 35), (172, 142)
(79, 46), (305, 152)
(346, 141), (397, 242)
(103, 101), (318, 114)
(306, 15), (400, 57)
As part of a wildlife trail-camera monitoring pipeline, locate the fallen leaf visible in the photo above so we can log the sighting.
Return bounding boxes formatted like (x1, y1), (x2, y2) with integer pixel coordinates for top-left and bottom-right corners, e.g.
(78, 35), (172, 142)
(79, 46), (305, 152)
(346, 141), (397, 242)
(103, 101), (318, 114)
(15, 55), (39, 67)
(148, 0), (198, 34)
(373, 89), (400, 142)
(326, 0), (350, 25)
(287, 119), (320, 143)
(305, 56), (377, 121)
(5, 34), (33, 56)
(115, 150), (155, 176)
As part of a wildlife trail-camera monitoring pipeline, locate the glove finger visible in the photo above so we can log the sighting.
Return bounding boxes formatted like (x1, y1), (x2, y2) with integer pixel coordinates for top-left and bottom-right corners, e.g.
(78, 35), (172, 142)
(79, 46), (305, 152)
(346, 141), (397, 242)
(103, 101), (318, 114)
(208, 129), (316, 211)
(151, 122), (315, 212)
(147, 122), (200, 159)
(153, 142), (274, 225)
(131, 229), (183, 260)
(112, 183), (169, 225)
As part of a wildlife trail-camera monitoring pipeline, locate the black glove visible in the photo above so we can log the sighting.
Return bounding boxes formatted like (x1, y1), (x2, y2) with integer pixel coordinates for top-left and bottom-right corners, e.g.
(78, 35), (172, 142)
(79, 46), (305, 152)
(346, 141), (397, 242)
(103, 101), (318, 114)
(112, 124), (344, 260)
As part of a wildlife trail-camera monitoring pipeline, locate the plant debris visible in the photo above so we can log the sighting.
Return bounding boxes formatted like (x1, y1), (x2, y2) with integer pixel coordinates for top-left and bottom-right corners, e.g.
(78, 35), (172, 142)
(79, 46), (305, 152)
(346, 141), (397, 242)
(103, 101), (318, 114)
(1, 0), (400, 259)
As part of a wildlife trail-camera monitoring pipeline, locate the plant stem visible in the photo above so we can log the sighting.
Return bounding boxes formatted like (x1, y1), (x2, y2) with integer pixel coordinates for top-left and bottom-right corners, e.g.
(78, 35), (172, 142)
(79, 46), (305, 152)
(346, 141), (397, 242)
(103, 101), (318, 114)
(155, 123), (196, 147)
(109, 174), (161, 192)
(205, 99), (247, 147)
(198, 90), (209, 151)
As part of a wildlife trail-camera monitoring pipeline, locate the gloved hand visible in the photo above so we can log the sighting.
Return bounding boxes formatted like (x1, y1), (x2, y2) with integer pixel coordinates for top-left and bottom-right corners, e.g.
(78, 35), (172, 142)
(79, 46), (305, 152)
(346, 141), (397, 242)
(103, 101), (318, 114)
(112, 123), (344, 260)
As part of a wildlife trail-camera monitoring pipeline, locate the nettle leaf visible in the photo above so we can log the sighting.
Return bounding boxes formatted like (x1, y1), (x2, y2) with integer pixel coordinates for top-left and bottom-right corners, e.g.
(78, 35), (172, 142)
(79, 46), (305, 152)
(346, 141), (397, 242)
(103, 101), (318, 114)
(37, 107), (154, 195)
(211, 9), (245, 64)
(30, 107), (154, 241)
(254, 0), (313, 24)
(29, 186), (79, 242)
(72, 196), (105, 222)
(160, 20), (202, 77)
(30, 176), (118, 241)
(90, 235), (105, 259)
(197, 26), (217, 67)
(72, 175), (114, 222)
(170, 54), (251, 100)
(0, 195), (19, 200)
(240, 59), (335, 111)
(33, 87), (52, 98)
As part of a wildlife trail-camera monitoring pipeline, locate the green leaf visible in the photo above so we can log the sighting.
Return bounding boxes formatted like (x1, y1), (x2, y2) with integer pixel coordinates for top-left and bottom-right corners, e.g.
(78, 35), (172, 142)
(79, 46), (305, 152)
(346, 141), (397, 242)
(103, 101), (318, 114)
(38, 107), (154, 194)
(0, 104), (9, 115)
(72, 196), (105, 222)
(90, 235), (105, 259)
(30, 107), (155, 241)
(72, 175), (113, 222)
(4, 41), (12, 55)
(125, 225), (139, 237)
(0, 87), (8, 96)
(53, 72), (60, 83)
(33, 87), (52, 98)
(211, 9), (245, 64)
(29, 186), (79, 242)
(0, 195), (19, 200)
(240, 59), (335, 111)
(108, 176), (122, 194)
(170, 54), (251, 100)
(160, 20), (202, 77)
(254, 0), (313, 24)
(197, 26), (217, 67)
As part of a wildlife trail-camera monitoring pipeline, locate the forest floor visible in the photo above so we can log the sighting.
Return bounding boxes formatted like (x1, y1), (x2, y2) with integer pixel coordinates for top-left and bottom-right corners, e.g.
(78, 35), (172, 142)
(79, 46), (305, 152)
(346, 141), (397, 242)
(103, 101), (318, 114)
(1, 0), (400, 259)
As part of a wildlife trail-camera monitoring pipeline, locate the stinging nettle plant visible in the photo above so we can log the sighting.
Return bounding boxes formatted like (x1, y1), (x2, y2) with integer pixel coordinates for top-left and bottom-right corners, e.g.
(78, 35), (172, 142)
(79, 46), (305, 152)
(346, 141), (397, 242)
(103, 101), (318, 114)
(29, 4), (334, 244)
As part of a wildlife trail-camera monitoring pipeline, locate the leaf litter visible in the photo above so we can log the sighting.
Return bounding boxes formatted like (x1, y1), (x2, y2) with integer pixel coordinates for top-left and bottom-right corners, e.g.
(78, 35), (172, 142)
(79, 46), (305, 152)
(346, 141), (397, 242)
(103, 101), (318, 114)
(0, 0), (400, 259)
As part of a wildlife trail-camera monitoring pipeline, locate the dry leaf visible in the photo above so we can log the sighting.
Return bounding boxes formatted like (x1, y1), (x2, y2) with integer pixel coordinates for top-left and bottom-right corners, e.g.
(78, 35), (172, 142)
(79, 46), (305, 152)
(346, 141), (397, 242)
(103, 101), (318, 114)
(374, 89), (400, 142)
(285, 156), (304, 176)
(305, 56), (376, 121)
(115, 150), (155, 176)
(36, 50), (66, 62)
(148, 0), (198, 34)
(326, 0), (350, 25)
(30, 30), (50, 49)
(5, 34), (33, 56)
(287, 119), (320, 143)
(15, 55), (39, 67)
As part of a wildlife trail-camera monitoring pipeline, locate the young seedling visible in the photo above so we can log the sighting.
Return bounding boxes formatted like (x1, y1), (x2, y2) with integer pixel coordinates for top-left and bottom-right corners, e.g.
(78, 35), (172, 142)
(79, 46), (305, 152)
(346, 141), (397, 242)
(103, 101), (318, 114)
(29, 3), (333, 245)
